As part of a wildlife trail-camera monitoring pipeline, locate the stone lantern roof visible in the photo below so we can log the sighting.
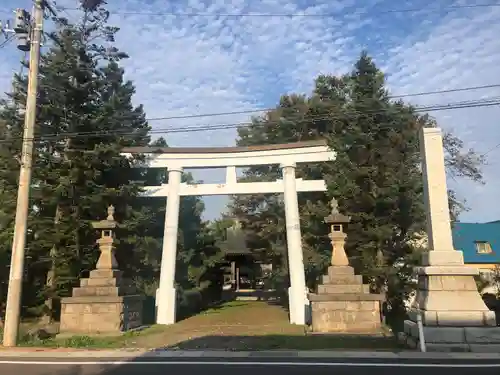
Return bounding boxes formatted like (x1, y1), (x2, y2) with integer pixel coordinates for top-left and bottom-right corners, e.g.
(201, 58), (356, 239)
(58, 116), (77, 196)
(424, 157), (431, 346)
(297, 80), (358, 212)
(92, 205), (117, 231)
(324, 198), (351, 224)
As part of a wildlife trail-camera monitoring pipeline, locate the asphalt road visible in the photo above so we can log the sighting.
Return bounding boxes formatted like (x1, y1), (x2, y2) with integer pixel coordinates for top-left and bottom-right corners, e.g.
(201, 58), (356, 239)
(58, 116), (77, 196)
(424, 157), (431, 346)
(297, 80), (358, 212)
(1, 357), (500, 375)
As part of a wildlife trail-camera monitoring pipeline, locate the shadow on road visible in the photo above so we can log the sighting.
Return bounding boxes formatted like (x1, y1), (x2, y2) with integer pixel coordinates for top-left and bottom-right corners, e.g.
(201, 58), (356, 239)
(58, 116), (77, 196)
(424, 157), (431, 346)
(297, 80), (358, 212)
(24, 333), (403, 375)
(28, 349), (500, 375)
(157, 333), (401, 351)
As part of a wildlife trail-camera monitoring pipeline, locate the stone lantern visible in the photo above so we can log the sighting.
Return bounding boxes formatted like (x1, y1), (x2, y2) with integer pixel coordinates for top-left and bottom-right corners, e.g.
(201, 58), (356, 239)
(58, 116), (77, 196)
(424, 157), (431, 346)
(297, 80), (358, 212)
(324, 198), (351, 267)
(59, 205), (144, 336)
(308, 198), (384, 333)
(92, 205), (119, 271)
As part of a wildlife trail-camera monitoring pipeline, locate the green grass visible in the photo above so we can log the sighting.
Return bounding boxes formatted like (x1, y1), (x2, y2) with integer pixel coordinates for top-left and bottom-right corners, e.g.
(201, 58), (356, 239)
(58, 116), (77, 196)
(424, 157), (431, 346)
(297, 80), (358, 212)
(1, 302), (405, 351)
(8, 332), (402, 351)
(1, 327), (402, 351)
(0, 326), (141, 349)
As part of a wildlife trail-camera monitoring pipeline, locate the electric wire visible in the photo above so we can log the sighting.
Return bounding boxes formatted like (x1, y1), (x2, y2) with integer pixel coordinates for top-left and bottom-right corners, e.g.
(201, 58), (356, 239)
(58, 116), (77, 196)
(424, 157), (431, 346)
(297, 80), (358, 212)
(0, 34), (14, 49)
(58, 3), (500, 17)
(143, 84), (500, 122)
(0, 97), (499, 145)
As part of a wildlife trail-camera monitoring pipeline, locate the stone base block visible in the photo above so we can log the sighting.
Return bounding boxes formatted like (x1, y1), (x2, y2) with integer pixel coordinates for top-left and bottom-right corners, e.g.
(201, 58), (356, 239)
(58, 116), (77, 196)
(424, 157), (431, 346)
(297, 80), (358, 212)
(415, 287), (491, 311)
(89, 269), (123, 279)
(310, 265), (384, 333)
(407, 308), (496, 326)
(317, 284), (369, 294)
(60, 295), (144, 334)
(327, 266), (354, 278)
(400, 319), (500, 352)
(80, 277), (121, 287)
(412, 271), (493, 321)
(321, 274), (363, 285)
(310, 301), (381, 333)
(72, 286), (123, 297)
(321, 266), (363, 285)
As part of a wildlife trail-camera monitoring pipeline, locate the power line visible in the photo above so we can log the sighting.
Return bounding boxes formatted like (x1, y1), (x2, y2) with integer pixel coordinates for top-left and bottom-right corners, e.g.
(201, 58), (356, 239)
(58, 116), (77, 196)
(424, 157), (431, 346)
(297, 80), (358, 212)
(482, 142), (500, 157)
(391, 84), (500, 98)
(0, 34), (14, 49)
(58, 3), (500, 17)
(144, 84), (500, 122)
(142, 99), (500, 135)
(1, 97), (499, 145)
(4, 82), (498, 122)
(47, 0), (78, 24)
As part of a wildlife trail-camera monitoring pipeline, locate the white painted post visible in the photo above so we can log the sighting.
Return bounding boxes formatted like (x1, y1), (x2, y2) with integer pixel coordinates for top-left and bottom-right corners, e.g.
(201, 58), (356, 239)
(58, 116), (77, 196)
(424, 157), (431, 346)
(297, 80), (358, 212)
(156, 167), (182, 325)
(419, 127), (454, 252)
(281, 162), (307, 325)
(419, 127), (465, 266)
(226, 166), (237, 184)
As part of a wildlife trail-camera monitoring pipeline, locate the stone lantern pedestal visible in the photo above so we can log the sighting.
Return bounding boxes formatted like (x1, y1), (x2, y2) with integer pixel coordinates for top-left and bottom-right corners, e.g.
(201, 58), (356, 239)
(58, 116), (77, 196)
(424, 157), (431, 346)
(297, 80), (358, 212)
(308, 199), (384, 333)
(59, 206), (144, 335)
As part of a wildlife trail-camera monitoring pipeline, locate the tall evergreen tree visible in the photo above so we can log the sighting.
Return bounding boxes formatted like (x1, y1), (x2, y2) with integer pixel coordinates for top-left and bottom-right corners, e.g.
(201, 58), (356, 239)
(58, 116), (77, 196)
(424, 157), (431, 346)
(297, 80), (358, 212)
(0, 0), (220, 320)
(228, 52), (485, 313)
(320, 53), (426, 314)
(0, 115), (23, 313)
(230, 94), (332, 290)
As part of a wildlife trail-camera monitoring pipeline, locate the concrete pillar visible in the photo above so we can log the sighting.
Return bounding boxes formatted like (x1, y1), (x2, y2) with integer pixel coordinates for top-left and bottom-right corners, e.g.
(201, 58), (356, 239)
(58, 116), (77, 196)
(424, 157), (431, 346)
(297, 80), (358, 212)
(418, 128), (470, 266)
(419, 127), (455, 261)
(281, 162), (308, 325)
(401, 127), (497, 351)
(156, 167), (182, 325)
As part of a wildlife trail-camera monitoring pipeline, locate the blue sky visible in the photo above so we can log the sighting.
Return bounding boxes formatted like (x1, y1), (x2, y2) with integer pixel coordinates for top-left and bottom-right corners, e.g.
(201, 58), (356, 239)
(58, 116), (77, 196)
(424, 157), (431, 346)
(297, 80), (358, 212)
(1, 0), (499, 223)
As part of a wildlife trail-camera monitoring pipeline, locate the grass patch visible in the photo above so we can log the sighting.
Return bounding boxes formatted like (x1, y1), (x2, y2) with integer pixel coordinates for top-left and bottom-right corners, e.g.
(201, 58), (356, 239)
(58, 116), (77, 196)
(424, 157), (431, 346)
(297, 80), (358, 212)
(16, 332), (144, 349)
(1, 326), (140, 349)
(1, 301), (404, 351)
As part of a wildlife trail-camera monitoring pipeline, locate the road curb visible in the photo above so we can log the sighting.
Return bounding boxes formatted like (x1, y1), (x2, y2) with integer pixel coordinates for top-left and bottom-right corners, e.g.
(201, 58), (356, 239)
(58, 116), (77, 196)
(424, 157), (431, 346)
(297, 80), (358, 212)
(1, 349), (500, 360)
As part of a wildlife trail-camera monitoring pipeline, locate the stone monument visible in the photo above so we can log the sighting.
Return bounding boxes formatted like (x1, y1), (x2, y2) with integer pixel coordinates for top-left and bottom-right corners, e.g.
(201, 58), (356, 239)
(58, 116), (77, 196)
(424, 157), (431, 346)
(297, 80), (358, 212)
(308, 199), (384, 333)
(401, 127), (500, 351)
(59, 205), (144, 335)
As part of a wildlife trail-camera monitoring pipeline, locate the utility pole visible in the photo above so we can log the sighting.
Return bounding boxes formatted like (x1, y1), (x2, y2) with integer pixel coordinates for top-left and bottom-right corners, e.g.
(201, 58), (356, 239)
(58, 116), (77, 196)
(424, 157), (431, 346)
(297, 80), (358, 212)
(2, 0), (45, 347)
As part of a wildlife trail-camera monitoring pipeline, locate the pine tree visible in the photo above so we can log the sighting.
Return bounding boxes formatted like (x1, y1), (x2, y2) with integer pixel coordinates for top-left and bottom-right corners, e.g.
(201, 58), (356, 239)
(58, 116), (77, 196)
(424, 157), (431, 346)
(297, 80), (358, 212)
(0, 1), (225, 322)
(230, 94), (332, 290)
(319, 53), (426, 312)
(228, 52), (486, 312)
(0, 115), (22, 314)
(0, 1), (150, 318)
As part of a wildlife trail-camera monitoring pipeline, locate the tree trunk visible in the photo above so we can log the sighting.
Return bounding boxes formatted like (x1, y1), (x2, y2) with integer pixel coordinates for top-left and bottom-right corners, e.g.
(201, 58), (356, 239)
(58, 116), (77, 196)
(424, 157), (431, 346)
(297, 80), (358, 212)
(43, 206), (61, 324)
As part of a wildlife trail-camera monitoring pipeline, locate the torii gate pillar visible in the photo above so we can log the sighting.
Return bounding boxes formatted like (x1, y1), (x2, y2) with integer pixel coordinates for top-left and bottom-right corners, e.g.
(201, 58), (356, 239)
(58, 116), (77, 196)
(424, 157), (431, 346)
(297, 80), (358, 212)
(282, 162), (308, 325)
(156, 167), (182, 325)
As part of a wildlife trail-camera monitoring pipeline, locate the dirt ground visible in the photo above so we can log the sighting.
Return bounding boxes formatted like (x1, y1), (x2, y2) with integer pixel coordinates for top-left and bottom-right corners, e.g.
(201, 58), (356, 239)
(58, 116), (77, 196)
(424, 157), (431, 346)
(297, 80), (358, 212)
(113, 301), (398, 350)
(124, 301), (306, 349)
(4, 301), (400, 351)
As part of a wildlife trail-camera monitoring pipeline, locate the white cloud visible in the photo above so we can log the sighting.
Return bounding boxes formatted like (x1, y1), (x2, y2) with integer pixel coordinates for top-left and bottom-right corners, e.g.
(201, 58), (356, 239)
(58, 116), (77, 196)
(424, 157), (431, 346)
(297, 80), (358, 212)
(1, 0), (498, 222)
(383, 2), (500, 223)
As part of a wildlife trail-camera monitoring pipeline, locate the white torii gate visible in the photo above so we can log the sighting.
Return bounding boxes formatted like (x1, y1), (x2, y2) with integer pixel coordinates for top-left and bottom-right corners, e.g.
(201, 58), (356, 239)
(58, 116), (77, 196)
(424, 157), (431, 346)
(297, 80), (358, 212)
(121, 140), (336, 326)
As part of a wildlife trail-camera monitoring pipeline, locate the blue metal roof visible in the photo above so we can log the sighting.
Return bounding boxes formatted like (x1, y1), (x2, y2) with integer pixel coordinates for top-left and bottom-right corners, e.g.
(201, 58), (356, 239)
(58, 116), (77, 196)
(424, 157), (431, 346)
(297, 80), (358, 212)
(452, 222), (500, 264)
